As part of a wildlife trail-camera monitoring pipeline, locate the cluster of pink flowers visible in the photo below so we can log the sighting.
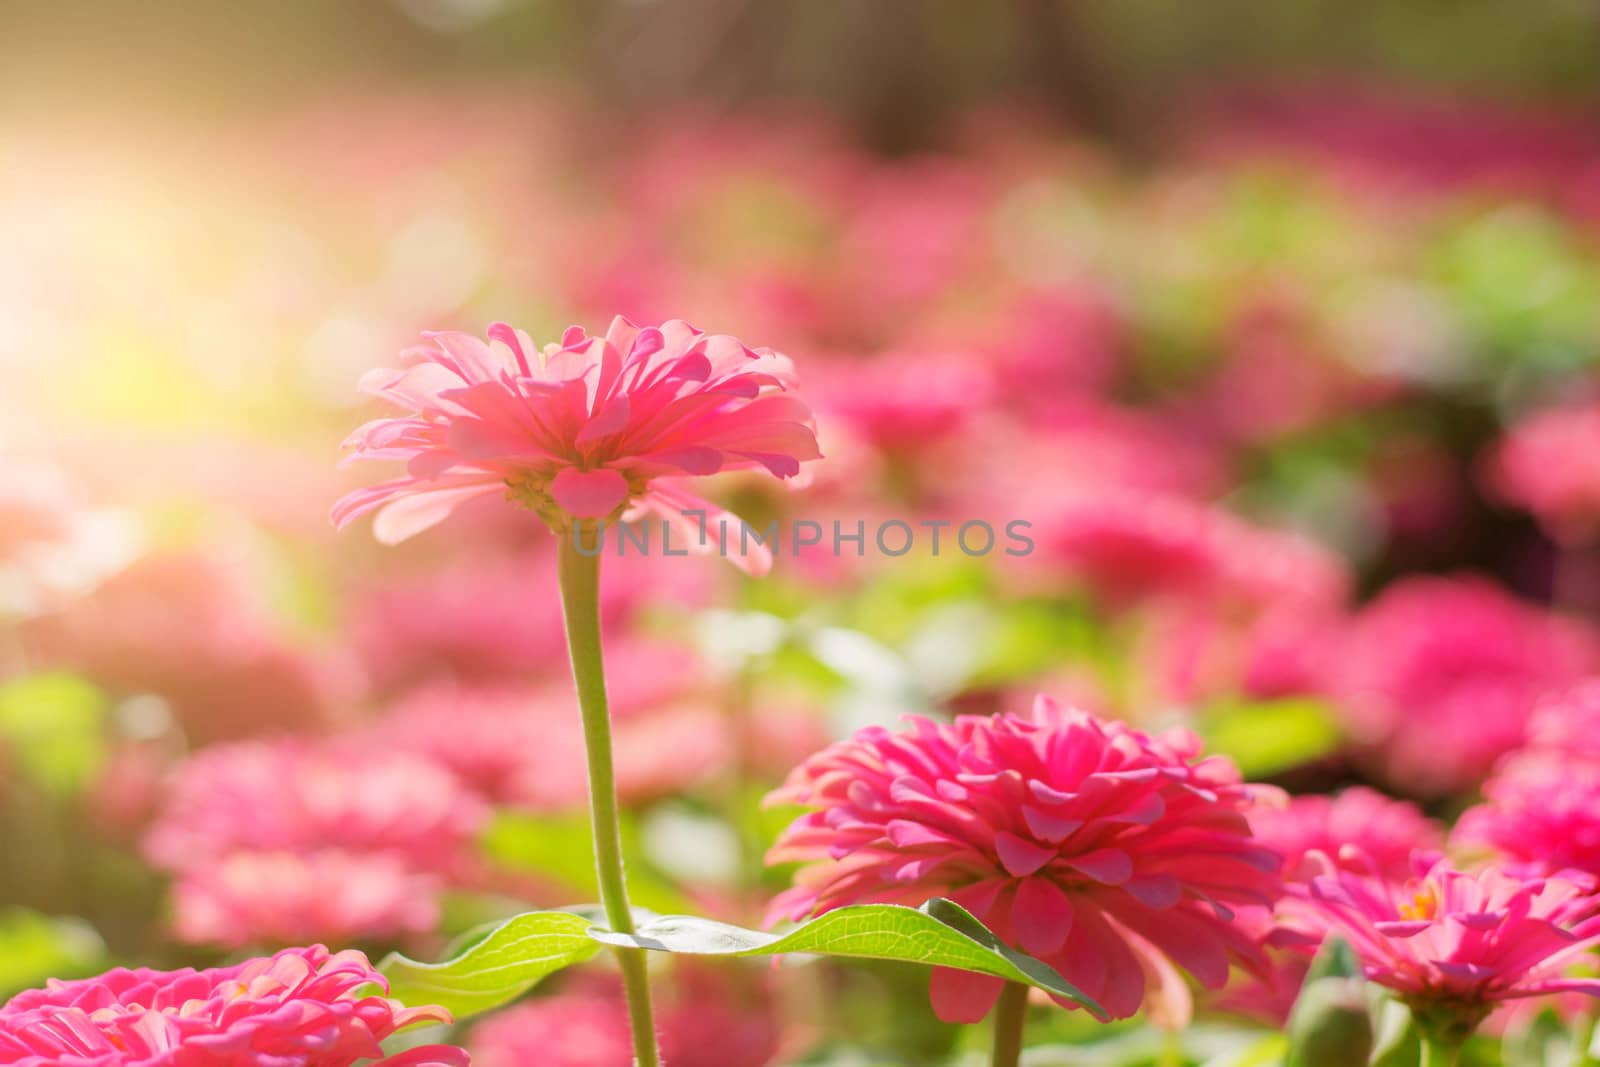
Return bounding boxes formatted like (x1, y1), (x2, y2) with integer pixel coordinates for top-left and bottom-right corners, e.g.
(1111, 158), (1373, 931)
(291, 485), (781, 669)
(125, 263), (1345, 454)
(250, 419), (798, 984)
(1332, 575), (1600, 794)
(768, 695), (1282, 1023)
(0, 946), (466, 1066)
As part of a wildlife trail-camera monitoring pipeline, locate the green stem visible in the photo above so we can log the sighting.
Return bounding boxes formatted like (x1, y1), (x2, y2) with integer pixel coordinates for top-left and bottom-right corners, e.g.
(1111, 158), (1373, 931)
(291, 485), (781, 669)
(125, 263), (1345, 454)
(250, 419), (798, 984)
(1576, 1013), (1598, 1067)
(991, 982), (1029, 1067)
(1419, 1033), (1461, 1067)
(557, 532), (661, 1067)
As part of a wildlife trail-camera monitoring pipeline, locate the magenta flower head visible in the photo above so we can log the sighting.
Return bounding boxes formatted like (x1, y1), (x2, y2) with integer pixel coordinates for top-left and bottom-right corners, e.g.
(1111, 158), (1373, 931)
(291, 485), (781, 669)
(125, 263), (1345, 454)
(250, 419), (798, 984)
(1250, 787), (1444, 882)
(766, 696), (1283, 1024)
(0, 945), (466, 1066)
(333, 317), (821, 573)
(1302, 855), (1600, 1043)
(1336, 575), (1600, 794)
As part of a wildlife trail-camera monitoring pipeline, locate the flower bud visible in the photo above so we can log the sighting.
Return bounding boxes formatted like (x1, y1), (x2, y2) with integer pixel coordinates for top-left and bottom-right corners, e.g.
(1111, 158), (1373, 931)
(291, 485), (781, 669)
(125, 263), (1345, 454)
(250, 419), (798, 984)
(1287, 977), (1375, 1067)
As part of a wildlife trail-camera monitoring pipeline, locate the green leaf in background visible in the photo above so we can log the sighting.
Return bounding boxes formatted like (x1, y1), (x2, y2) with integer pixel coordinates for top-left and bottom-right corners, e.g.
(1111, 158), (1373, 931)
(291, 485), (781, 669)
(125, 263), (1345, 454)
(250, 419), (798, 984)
(379, 910), (600, 1020)
(0, 674), (108, 796)
(481, 811), (693, 915)
(1200, 698), (1342, 778)
(0, 909), (106, 998)
(587, 897), (1106, 1019)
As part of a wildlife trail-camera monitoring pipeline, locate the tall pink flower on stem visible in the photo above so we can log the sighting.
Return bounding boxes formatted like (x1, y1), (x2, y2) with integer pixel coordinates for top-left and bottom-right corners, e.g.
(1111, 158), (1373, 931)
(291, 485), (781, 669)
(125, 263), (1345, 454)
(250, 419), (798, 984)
(332, 316), (819, 574)
(335, 316), (821, 1067)
(0, 945), (467, 1066)
(766, 695), (1282, 1065)
(1300, 854), (1600, 1065)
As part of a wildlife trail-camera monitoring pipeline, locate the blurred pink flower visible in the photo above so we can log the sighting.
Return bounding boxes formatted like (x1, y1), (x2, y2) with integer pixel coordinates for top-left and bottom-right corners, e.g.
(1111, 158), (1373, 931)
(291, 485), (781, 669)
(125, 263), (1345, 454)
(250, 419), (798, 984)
(0, 945), (465, 1066)
(1487, 401), (1600, 544)
(145, 740), (487, 877)
(809, 350), (995, 453)
(333, 316), (820, 574)
(470, 971), (778, 1067)
(170, 850), (441, 949)
(1250, 788), (1442, 882)
(1137, 602), (1344, 705)
(0, 457), (136, 617)
(351, 545), (706, 698)
(373, 682), (734, 812)
(23, 551), (348, 743)
(1456, 751), (1600, 878)
(1300, 855), (1600, 1039)
(1334, 576), (1600, 795)
(1025, 489), (1349, 613)
(1523, 678), (1600, 756)
(766, 696), (1282, 1023)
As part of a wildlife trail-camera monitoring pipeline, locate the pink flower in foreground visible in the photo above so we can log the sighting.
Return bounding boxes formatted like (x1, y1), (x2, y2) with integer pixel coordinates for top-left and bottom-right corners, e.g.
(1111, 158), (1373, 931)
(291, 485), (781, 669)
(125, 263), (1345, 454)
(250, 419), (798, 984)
(1300, 855), (1600, 1040)
(471, 971), (778, 1067)
(1334, 576), (1600, 794)
(0, 945), (466, 1066)
(766, 696), (1282, 1023)
(1487, 401), (1600, 544)
(333, 317), (820, 574)
(1250, 788), (1442, 882)
(169, 850), (441, 949)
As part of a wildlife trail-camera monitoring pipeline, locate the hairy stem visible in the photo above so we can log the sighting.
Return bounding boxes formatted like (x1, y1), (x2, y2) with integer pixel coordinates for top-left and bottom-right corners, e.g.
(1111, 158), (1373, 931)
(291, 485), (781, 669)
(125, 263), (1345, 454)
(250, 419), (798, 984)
(557, 532), (661, 1067)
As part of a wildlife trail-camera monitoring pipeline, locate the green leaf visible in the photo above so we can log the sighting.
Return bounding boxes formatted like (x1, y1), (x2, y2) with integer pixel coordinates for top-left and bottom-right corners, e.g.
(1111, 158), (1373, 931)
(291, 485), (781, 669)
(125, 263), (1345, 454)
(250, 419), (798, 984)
(587, 897), (1105, 1019)
(0, 674), (107, 795)
(1201, 698), (1342, 778)
(379, 910), (600, 1020)
(0, 910), (106, 998)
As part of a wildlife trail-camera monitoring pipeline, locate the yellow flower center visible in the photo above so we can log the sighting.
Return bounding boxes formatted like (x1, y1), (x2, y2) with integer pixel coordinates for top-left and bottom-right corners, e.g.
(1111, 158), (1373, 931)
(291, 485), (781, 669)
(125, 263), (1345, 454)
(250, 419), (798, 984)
(1399, 883), (1439, 922)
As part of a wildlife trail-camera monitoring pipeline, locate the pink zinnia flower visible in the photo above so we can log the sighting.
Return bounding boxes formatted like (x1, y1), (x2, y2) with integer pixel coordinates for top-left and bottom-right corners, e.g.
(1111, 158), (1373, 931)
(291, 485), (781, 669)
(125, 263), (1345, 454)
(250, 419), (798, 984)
(0, 945), (466, 1066)
(1334, 576), (1600, 794)
(1456, 751), (1600, 878)
(1250, 788), (1442, 882)
(169, 850), (442, 949)
(1300, 855), (1600, 1039)
(145, 741), (487, 877)
(332, 317), (820, 574)
(1026, 488), (1349, 613)
(810, 349), (995, 453)
(766, 696), (1282, 1023)
(1486, 401), (1600, 544)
